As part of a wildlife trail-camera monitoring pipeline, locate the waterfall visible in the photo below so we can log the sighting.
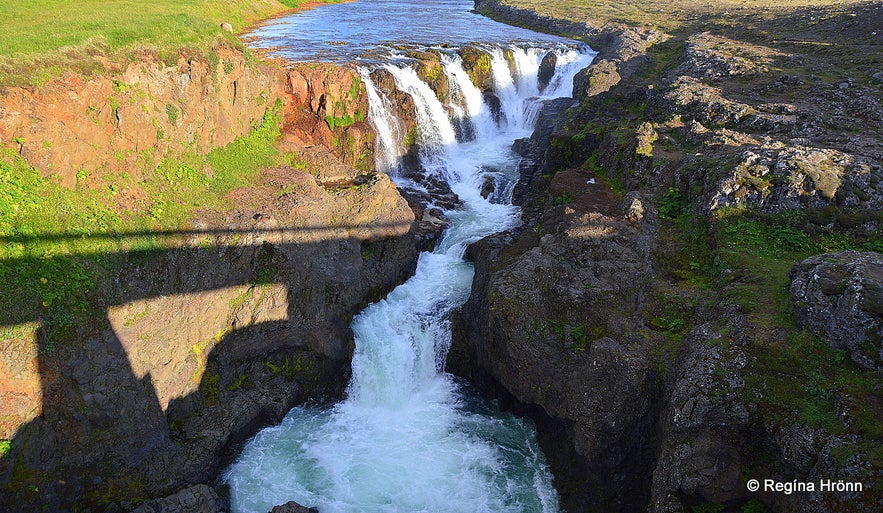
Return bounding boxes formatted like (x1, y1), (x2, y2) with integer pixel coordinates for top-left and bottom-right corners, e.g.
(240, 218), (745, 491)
(441, 54), (496, 141)
(383, 64), (457, 180)
(510, 47), (543, 98)
(361, 70), (403, 175)
(224, 42), (594, 513)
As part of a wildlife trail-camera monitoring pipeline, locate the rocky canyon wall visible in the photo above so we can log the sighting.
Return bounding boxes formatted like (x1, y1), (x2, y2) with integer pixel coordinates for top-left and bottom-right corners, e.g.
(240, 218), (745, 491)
(453, 2), (882, 513)
(0, 44), (419, 512)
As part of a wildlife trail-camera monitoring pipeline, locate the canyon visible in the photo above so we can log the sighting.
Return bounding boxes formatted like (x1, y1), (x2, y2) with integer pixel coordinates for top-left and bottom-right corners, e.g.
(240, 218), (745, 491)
(1, 1), (881, 512)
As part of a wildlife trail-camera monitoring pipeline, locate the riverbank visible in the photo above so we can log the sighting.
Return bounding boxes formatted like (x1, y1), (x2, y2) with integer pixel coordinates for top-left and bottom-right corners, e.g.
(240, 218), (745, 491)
(453, 1), (882, 512)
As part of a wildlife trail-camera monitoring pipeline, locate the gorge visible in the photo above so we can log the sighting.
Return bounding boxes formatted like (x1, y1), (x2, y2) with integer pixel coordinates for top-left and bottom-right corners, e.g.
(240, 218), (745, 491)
(1, 1), (881, 512)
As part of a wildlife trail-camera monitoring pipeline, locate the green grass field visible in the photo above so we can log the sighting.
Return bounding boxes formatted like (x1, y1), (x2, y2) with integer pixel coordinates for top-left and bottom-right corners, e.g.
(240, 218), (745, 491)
(0, 0), (343, 86)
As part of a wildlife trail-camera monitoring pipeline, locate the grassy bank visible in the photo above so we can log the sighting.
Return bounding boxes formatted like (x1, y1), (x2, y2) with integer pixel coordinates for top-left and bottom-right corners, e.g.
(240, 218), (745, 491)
(484, 0), (876, 34)
(0, 0), (344, 86)
(0, 100), (286, 344)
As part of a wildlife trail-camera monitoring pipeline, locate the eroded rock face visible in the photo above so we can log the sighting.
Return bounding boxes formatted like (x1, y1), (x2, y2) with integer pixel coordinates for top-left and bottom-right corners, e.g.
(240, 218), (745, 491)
(278, 63), (375, 171)
(704, 144), (882, 214)
(0, 45), (275, 187)
(0, 165), (417, 511)
(451, 192), (662, 512)
(790, 251), (883, 370)
(0, 53), (418, 510)
(650, 313), (753, 512)
(269, 501), (318, 513)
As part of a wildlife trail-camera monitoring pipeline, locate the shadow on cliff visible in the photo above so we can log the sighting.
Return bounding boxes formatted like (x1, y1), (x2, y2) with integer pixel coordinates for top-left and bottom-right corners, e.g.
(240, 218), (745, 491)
(0, 222), (415, 512)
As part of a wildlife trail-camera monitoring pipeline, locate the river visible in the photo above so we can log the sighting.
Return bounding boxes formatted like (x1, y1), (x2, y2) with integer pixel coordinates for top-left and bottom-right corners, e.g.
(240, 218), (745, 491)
(223, 2), (594, 511)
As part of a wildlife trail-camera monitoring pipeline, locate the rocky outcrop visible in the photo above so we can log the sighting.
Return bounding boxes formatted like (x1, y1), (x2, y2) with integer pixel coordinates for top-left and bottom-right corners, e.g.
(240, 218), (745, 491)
(278, 62), (375, 173)
(0, 44), (275, 187)
(451, 177), (663, 512)
(700, 142), (883, 215)
(455, 3), (883, 513)
(0, 162), (417, 511)
(129, 485), (226, 513)
(790, 251), (883, 370)
(269, 501), (318, 513)
(650, 309), (754, 512)
(0, 43), (420, 512)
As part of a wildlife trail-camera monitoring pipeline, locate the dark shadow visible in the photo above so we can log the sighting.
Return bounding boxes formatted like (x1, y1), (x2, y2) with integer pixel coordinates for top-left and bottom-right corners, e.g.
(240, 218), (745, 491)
(0, 220), (417, 513)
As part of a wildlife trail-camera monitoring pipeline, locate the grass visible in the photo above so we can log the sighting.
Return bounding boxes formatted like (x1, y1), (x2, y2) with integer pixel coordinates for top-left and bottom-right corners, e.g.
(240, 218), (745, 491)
(0, 0), (344, 86)
(651, 183), (882, 439)
(706, 208), (883, 437)
(0, 100), (285, 346)
(486, 0), (874, 34)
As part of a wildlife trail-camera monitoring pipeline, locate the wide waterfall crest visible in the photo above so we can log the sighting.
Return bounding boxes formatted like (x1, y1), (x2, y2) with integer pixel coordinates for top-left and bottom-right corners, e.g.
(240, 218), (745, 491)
(224, 41), (594, 513)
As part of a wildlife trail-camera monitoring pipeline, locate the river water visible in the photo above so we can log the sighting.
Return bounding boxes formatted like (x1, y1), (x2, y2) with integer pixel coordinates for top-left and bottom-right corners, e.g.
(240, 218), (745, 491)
(224, 2), (594, 512)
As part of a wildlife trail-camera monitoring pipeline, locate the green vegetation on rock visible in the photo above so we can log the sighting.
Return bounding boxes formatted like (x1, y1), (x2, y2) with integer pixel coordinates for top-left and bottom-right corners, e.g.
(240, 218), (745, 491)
(0, 99), (284, 346)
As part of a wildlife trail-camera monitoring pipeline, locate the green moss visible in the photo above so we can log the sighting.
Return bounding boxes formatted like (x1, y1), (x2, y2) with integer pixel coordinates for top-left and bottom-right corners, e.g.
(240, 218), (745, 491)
(228, 287), (253, 311)
(263, 355), (297, 379)
(325, 114), (355, 131)
(200, 371), (220, 405)
(225, 372), (247, 391)
(165, 103), (179, 125)
(554, 193), (574, 205)
(585, 151), (624, 194)
(347, 75), (361, 100)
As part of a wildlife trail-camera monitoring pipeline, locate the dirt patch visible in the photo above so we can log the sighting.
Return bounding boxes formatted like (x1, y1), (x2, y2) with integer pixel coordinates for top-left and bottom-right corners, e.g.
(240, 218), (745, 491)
(549, 167), (623, 216)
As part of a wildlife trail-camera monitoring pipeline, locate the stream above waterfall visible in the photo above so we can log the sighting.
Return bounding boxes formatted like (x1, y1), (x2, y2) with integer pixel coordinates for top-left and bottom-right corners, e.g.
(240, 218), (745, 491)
(224, 2), (595, 512)
(246, 0), (574, 63)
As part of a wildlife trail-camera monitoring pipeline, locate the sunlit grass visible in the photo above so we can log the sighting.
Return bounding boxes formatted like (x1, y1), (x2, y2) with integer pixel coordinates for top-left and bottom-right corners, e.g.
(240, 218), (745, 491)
(0, 0), (344, 86)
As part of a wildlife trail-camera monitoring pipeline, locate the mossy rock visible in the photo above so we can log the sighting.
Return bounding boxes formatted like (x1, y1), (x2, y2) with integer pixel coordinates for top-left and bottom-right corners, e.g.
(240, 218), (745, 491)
(459, 46), (493, 91)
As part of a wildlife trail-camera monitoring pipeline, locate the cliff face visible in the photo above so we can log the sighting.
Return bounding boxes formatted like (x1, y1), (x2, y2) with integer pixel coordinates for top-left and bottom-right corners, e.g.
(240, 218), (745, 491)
(0, 45), (274, 187)
(0, 45), (419, 511)
(454, 2), (882, 513)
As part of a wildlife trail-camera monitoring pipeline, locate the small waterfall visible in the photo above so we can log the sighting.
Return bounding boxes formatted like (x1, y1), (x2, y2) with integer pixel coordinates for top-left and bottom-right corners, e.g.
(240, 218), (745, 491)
(361, 70), (403, 174)
(441, 54), (496, 141)
(510, 47), (543, 98)
(543, 48), (593, 97)
(384, 64), (457, 180)
(225, 40), (595, 513)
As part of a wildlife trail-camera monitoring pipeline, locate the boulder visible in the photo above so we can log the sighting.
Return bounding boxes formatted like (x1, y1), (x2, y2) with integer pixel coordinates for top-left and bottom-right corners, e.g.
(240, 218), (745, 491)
(129, 485), (225, 513)
(790, 251), (883, 370)
(537, 50), (558, 92)
(270, 501), (318, 513)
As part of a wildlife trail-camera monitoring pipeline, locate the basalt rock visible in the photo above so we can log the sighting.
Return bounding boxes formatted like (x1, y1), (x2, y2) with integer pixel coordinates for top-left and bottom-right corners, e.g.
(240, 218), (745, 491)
(790, 251), (883, 370)
(573, 59), (621, 97)
(0, 161), (418, 510)
(459, 46), (494, 92)
(537, 51), (558, 93)
(269, 501), (318, 513)
(451, 186), (662, 512)
(128, 485), (226, 513)
(702, 143), (883, 215)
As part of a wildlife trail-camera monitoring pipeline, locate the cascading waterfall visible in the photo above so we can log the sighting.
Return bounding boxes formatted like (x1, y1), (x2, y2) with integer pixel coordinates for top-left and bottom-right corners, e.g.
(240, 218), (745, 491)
(441, 54), (496, 142)
(360, 70), (403, 175)
(224, 44), (594, 513)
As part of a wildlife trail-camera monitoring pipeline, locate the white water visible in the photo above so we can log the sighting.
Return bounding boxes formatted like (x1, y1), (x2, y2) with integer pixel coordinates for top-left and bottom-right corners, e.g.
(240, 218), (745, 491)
(224, 45), (594, 513)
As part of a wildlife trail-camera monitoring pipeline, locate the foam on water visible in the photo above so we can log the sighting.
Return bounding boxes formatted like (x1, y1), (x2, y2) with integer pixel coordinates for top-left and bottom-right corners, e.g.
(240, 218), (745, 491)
(225, 11), (595, 513)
